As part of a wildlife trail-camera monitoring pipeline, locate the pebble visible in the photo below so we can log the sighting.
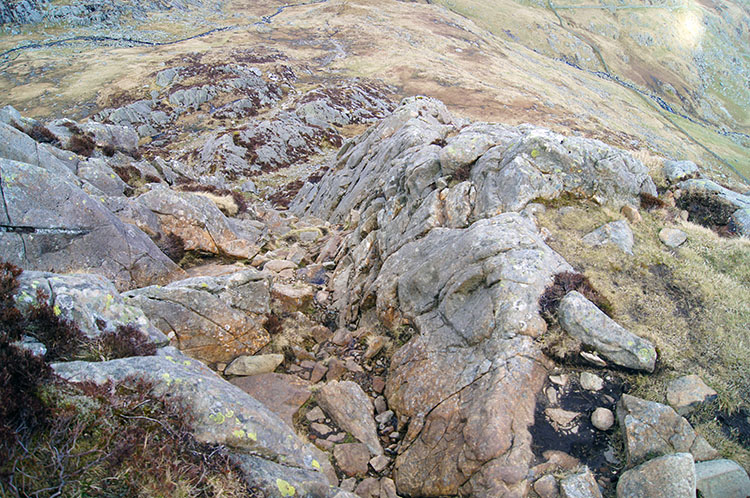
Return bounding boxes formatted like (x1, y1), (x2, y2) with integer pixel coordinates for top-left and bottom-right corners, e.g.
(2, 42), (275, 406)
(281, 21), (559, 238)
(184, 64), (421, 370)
(591, 407), (615, 431)
(580, 372), (604, 391)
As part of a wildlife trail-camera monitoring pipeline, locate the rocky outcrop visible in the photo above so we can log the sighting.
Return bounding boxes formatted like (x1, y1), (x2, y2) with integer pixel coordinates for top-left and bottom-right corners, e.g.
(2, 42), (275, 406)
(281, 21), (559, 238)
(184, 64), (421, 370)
(558, 291), (657, 372)
(119, 187), (262, 260)
(582, 220), (634, 255)
(15, 270), (166, 343)
(0, 158), (179, 290)
(288, 97), (662, 496)
(123, 269), (271, 364)
(51, 346), (345, 498)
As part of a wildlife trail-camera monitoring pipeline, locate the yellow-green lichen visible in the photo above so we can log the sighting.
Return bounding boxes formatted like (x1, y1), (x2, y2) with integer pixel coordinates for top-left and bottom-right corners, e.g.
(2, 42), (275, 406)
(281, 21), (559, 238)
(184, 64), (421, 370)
(276, 479), (296, 497)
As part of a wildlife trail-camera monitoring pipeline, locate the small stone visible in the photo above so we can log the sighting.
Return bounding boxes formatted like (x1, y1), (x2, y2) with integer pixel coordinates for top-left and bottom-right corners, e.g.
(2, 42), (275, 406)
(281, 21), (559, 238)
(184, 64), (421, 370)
(306, 406), (325, 422)
(389, 431), (400, 440)
(380, 477), (398, 498)
(314, 438), (334, 451)
(659, 227), (688, 248)
(271, 283), (314, 312)
(621, 204), (642, 224)
(364, 335), (388, 360)
(546, 386), (559, 405)
(332, 328), (353, 346)
(264, 259), (297, 273)
(311, 422), (333, 436)
(546, 408), (580, 429)
(591, 407), (614, 431)
(549, 374), (569, 386)
(582, 220), (634, 255)
(225, 353), (284, 376)
(580, 372), (604, 391)
(560, 467), (602, 498)
(580, 351), (608, 367)
(340, 477), (357, 492)
(327, 432), (347, 443)
(695, 458), (750, 498)
(375, 410), (394, 425)
(374, 396), (387, 414)
(278, 269), (295, 279)
(326, 358), (346, 381)
(355, 477), (381, 498)
(344, 358), (364, 373)
(663, 160), (699, 183)
(372, 376), (386, 394)
(334, 442), (370, 477)
(534, 474), (560, 498)
(311, 324), (332, 343)
(315, 290), (330, 304)
(310, 362), (328, 383)
(370, 454), (390, 473)
(667, 375), (718, 416)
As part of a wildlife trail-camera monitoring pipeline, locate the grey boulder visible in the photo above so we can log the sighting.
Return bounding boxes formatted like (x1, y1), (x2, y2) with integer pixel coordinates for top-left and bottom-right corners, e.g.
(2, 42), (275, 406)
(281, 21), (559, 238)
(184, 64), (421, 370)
(617, 394), (719, 467)
(616, 453), (696, 498)
(695, 459), (750, 498)
(582, 220), (634, 255)
(558, 291), (657, 372)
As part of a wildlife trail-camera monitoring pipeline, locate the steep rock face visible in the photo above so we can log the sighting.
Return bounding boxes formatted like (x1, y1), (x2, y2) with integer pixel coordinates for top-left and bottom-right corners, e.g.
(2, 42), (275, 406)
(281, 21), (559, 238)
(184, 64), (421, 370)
(0, 158), (179, 291)
(289, 97), (659, 495)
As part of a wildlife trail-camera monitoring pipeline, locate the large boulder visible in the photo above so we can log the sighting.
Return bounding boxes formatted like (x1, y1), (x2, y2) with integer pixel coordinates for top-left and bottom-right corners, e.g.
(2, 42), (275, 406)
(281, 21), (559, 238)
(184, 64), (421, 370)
(616, 453), (696, 498)
(122, 187), (262, 260)
(558, 291), (657, 372)
(123, 269), (271, 364)
(317, 380), (383, 456)
(52, 347), (345, 498)
(0, 158), (179, 290)
(616, 394), (719, 467)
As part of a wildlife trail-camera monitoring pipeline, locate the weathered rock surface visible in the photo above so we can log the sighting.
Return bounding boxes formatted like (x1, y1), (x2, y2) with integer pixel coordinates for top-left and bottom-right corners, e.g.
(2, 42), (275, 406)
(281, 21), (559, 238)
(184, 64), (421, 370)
(666, 374), (718, 415)
(582, 220), (634, 255)
(230, 373), (311, 428)
(293, 97), (656, 229)
(616, 394), (719, 466)
(317, 380), (383, 456)
(559, 468), (602, 498)
(0, 158), (179, 290)
(123, 269), (270, 363)
(558, 291), (657, 372)
(51, 347), (339, 497)
(695, 459), (750, 498)
(334, 443), (371, 477)
(616, 453), (696, 498)
(15, 270), (166, 343)
(121, 187), (262, 260)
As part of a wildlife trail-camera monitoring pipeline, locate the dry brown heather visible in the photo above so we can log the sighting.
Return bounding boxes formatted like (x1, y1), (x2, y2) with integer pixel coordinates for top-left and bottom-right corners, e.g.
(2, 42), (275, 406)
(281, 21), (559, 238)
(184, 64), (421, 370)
(0, 0), (748, 186)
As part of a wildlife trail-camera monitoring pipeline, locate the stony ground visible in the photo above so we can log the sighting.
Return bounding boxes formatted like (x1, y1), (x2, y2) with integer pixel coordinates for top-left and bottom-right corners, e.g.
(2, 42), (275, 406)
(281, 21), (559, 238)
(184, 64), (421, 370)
(1, 1), (750, 497)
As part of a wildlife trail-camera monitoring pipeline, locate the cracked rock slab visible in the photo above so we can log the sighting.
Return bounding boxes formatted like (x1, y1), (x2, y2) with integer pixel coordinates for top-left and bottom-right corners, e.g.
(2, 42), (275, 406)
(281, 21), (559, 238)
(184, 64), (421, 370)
(317, 380), (383, 456)
(616, 394), (719, 467)
(0, 158), (179, 291)
(616, 453), (696, 498)
(123, 269), (270, 364)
